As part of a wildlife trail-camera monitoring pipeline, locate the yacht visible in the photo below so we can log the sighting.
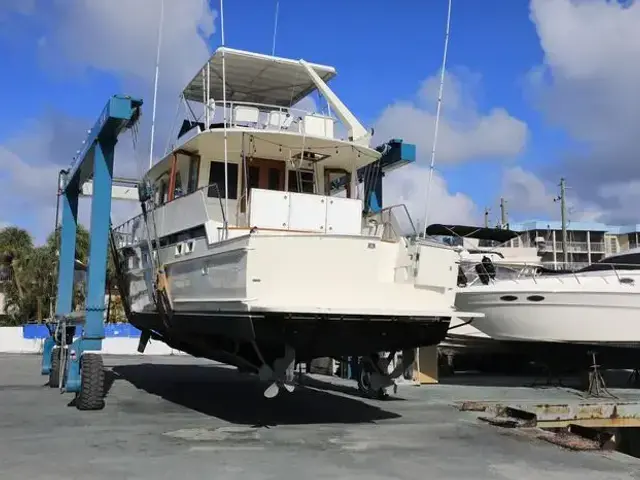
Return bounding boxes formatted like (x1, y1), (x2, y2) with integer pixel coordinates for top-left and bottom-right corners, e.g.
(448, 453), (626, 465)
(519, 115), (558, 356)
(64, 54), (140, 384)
(424, 224), (541, 370)
(112, 48), (476, 397)
(454, 248), (640, 346)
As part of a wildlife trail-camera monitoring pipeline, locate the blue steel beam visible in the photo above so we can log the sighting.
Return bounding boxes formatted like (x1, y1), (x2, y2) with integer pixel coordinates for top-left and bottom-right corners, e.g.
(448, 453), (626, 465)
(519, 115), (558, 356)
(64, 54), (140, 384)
(43, 95), (142, 390)
(64, 96), (143, 197)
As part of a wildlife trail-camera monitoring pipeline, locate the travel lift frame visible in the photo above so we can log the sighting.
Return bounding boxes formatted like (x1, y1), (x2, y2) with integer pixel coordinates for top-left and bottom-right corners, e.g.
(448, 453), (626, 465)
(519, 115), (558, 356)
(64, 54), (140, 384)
(40, 95), (143, 411)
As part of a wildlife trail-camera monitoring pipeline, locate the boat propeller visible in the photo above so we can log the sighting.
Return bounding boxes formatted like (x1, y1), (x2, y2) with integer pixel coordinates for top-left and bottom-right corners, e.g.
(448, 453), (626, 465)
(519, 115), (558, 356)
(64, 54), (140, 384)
(260, 345), (296, 398)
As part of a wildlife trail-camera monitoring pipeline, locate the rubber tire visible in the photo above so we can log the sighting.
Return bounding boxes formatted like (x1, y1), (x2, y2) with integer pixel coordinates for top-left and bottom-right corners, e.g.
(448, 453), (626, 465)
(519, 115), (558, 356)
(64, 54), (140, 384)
(48, 347), (60, 388)
(75, 353), (105, 411)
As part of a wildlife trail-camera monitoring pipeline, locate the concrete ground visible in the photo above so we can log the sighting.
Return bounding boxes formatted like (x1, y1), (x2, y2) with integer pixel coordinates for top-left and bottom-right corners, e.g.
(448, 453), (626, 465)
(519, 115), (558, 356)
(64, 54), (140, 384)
(1, 354), (640, 480)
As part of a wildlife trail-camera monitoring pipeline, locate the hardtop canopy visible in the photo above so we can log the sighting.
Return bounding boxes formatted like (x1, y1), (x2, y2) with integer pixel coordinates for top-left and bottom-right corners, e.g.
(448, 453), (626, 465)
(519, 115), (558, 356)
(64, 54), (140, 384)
(182, 47), (337, 107)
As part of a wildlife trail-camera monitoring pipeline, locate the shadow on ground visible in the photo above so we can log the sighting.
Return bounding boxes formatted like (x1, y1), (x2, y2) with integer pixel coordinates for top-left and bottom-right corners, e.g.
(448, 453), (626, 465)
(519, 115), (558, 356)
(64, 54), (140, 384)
(297, 373), (406, 402)
(110, 363), (400, 426)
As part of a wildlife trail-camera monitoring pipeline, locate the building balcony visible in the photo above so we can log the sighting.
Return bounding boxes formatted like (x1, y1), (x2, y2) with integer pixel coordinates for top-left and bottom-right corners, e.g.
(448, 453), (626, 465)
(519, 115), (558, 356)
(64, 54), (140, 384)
(553, 241), (589, 252)
(551, 241), (606, 253)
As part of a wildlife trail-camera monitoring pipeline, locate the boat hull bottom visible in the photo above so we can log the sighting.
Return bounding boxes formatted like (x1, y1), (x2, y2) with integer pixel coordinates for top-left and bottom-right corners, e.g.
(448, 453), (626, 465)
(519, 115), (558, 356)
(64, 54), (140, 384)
(439, 338), (640, 374)
(129, 310), (451, 369)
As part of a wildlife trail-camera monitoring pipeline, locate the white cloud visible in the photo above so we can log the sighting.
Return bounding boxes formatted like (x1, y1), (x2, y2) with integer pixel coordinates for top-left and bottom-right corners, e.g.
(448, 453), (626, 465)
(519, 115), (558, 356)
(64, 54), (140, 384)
(374, 70), (528, 229)
(528, 0), (640, 222)
(373, 71), (528, 165)
(502, 166), (557, 217)
(0, 0), (214, 240)
(502, 166), (607, 223)
(0, 115), (141, 244)
(43, 0), (216, 91)
(383, 166), (479, 232)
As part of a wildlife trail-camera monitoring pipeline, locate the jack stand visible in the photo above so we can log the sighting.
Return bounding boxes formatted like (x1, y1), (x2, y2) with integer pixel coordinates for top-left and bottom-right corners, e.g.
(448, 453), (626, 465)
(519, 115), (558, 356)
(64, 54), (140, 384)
(585, 352), (617, 399)
(628, 369), (640, 387)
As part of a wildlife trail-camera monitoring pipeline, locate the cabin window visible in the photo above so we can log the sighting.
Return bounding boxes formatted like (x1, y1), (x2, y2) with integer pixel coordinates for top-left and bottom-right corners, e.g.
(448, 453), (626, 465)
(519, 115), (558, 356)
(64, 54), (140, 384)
(324, 168), (350, 197)
(288, 169), (315, 193)
(207, 161), (238, 199)
(268, 168), (281, 190)
(187, 155), (200, 194)
(155, 179), (168, 205)
(248, 166), (260, 191)
(174, 171), (184, 198)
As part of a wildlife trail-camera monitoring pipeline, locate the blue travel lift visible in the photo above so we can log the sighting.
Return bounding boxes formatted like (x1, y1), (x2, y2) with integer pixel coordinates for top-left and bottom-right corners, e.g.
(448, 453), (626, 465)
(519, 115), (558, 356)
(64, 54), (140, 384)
(41, 95), (143, 410)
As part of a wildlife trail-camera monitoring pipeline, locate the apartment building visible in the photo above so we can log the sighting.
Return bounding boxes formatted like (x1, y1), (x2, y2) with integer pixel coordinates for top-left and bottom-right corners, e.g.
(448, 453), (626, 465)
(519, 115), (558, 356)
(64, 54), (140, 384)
(508, 220), (640, 269)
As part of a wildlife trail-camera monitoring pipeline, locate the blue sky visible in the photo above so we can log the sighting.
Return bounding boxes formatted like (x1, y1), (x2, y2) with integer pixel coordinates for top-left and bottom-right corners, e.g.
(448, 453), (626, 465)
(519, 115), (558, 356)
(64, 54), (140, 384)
(0, 0), (638, 242)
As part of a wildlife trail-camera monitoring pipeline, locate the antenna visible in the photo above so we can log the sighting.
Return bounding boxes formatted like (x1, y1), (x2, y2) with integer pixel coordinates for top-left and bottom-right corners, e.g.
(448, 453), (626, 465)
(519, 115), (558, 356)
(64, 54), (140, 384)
(148, 0), (165, 170)
(272, 0), (280, 56)
(422, 0), (453, 236)
(220, 0), (229, 231)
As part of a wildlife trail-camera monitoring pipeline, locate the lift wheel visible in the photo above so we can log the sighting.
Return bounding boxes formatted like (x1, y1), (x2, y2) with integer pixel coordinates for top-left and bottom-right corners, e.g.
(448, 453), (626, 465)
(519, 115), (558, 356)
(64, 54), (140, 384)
(48, 347), (61, 388)
(75, 353), (105, 411)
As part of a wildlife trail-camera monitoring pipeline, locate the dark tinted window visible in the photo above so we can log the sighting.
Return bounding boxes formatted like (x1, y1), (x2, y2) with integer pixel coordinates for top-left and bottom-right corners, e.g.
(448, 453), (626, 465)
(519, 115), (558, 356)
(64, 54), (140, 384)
(268, 168), (281, 190)
(208, 161), (238, 199)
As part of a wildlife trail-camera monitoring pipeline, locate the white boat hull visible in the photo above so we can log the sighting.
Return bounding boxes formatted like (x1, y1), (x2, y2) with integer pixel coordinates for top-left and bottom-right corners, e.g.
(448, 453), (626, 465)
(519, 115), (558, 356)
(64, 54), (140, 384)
(131, 232), (459, 318)
(455, 272), (640, 345)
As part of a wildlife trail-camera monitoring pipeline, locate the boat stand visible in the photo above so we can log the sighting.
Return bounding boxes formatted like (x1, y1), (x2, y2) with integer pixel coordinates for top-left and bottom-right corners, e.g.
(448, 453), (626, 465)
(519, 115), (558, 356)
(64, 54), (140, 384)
(586, 351), (617, 400)
(41, 95), (143, 410)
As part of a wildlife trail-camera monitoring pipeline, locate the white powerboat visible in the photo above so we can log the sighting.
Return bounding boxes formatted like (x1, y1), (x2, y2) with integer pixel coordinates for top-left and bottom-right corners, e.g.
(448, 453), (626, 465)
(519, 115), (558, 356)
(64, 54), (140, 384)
(423, 224), (541, 371)
(112, 48), (476, 397)
(455, 248), (640, 346)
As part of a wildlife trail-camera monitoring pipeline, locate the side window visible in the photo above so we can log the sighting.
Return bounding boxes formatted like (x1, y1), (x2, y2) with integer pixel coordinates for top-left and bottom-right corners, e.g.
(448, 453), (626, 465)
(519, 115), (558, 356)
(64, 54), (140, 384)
(187, 155), (200, 194)
(174, 171), (184, 198)
(155, 178), (168, 205)
(208, 161), (238, 199)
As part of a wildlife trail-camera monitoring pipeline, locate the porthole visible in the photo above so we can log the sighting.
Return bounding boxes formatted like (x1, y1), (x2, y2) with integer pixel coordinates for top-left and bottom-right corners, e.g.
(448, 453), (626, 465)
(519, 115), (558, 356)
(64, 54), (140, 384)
(527, 295), (545, 302)
(500, 295), (518, 302)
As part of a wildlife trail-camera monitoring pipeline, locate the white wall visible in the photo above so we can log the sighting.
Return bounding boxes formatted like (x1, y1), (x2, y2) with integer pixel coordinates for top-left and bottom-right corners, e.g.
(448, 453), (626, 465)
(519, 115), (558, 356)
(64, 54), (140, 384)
(0, 327), (186, 355)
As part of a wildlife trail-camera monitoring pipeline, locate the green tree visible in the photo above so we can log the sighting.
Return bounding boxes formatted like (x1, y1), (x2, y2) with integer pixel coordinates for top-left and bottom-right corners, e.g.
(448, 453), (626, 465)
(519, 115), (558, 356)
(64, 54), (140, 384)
(0, 224), (126, 325)
(0, 226), (34, 304)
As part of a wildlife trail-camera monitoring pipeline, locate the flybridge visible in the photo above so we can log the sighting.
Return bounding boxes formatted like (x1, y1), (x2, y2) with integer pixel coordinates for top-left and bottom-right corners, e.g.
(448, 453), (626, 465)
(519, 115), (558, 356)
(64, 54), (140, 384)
(182, 47), (337, 107)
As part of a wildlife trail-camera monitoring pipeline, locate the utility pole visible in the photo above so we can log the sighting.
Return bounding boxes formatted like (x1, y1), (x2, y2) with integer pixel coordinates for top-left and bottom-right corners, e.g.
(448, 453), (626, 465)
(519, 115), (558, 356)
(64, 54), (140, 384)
(554, 177), (568, 267)
(499, 197), (508, 229)
(484, 207), (490, 228)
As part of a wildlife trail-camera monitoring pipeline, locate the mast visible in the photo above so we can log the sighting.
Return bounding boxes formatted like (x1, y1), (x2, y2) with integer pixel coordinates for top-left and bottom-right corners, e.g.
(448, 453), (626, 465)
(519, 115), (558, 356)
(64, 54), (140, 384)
(220, 0), (229, 231)
(422, 0), (453, 236)
(483, 207), (490, 228)
(148, 0), (165, 170)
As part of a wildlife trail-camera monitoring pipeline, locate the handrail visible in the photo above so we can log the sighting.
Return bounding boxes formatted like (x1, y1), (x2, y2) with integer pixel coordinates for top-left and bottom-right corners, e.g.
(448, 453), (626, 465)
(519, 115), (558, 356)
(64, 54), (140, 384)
(460, 259), (640, 288)
(364, 203), (417, 241)
(209, 100), (336, 132)
(112, 181), (228, 245)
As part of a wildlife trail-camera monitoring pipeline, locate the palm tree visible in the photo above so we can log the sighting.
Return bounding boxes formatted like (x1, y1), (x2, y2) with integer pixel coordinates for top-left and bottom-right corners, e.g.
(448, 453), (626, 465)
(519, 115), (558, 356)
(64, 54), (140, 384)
(0, 224), (127, 325)
(0, 226), (34, 302)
